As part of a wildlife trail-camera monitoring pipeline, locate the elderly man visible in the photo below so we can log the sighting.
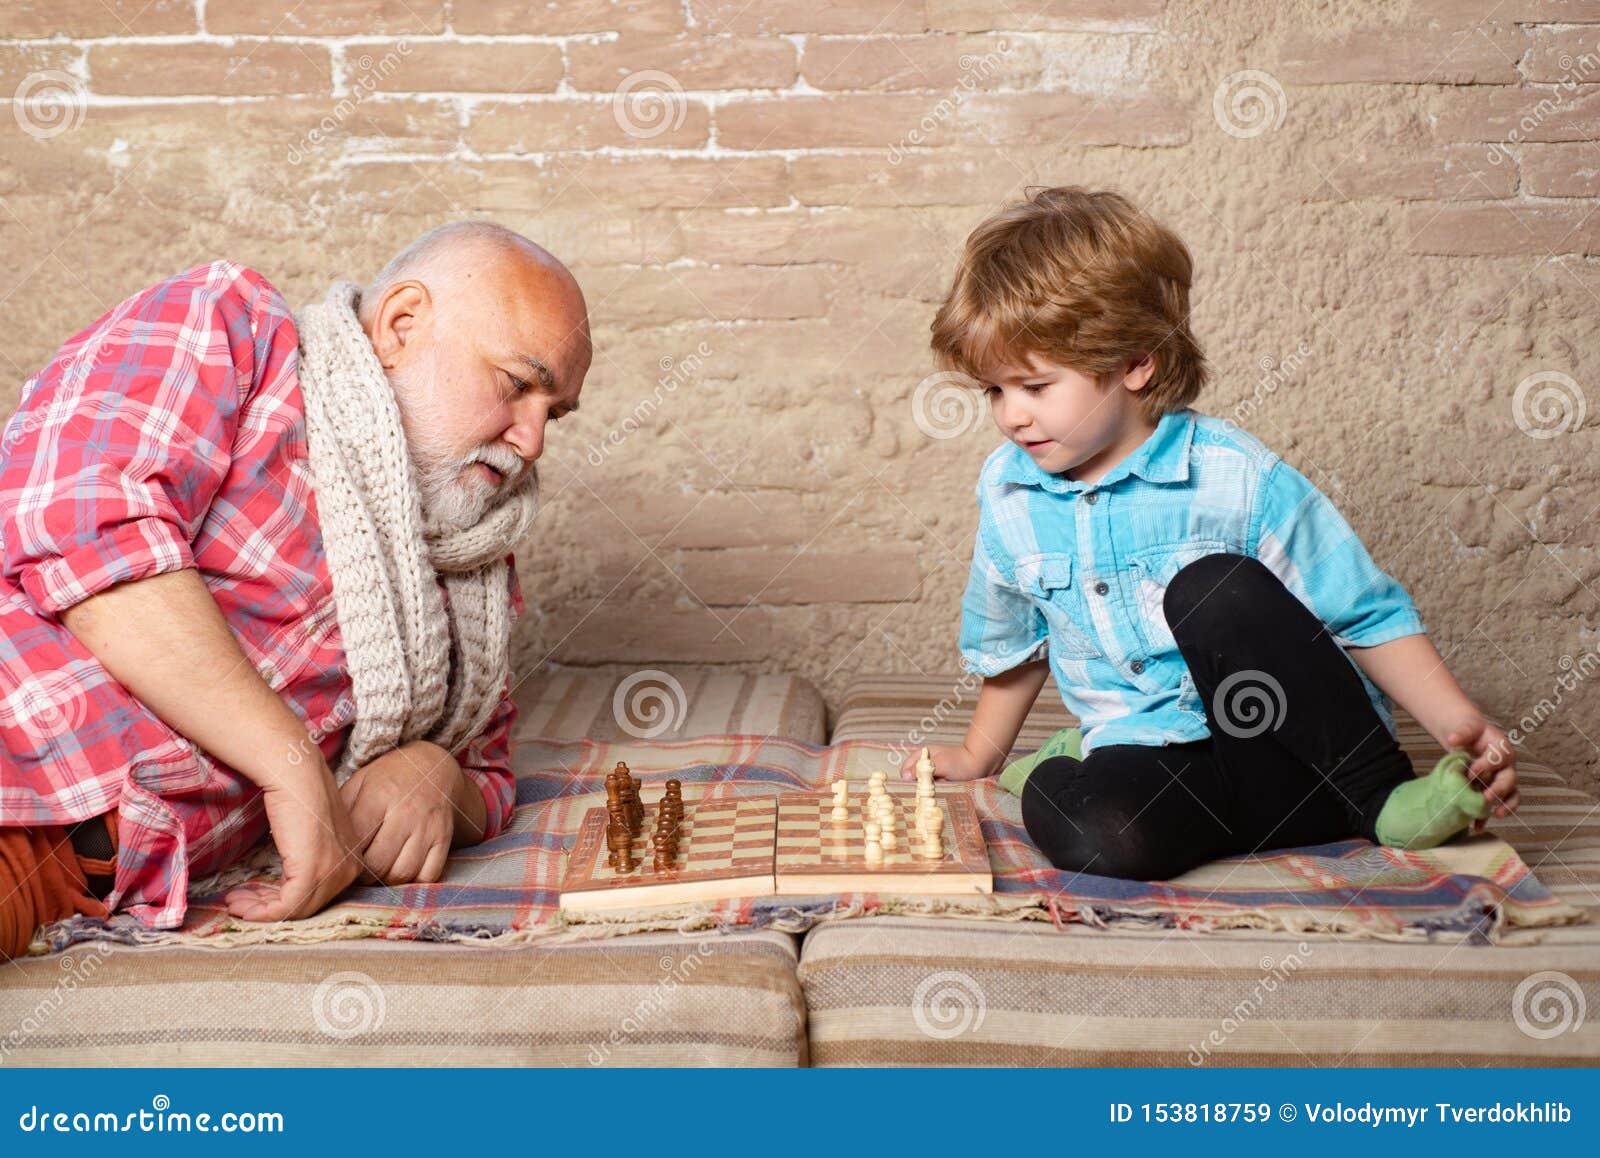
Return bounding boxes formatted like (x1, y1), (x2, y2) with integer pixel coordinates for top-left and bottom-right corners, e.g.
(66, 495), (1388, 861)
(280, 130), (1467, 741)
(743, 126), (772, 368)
(0, 222), (591, 958)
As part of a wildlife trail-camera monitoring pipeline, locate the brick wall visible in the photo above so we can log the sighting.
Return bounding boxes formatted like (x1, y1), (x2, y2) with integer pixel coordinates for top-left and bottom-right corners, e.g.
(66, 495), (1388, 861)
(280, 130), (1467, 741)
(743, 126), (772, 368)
(2, 1), (1598, 792)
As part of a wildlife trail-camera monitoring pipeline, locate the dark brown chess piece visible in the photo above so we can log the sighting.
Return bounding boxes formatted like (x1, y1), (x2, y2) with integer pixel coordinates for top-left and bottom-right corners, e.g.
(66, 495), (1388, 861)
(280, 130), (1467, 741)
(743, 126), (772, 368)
(606, 801), (635, 873)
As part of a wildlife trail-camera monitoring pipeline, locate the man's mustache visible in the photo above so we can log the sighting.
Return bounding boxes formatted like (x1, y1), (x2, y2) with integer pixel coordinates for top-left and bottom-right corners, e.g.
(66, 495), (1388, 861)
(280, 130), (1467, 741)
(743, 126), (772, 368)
(463, 443), (530, 489)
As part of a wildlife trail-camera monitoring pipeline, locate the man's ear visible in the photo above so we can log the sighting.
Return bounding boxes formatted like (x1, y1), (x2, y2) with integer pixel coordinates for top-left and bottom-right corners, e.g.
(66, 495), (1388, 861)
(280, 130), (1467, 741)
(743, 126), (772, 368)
(1125, 353), (1157, 392)
(369, 280), (430, 369)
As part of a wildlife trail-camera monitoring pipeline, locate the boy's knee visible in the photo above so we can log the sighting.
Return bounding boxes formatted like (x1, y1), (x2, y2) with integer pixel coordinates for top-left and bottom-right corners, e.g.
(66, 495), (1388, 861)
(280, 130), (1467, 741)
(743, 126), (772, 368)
(1022, 767), (1178, 880)
(1163, 552), (1280, 633)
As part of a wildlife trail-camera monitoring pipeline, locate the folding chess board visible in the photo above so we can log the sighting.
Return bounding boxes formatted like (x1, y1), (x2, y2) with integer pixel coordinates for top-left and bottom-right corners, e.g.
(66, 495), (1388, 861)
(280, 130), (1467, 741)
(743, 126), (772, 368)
(559, 788), (992, 917)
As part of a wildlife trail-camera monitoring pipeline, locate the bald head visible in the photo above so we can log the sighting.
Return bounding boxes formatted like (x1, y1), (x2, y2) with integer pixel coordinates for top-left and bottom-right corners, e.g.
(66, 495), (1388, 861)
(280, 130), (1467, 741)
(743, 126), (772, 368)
(360, 221), (592, 529)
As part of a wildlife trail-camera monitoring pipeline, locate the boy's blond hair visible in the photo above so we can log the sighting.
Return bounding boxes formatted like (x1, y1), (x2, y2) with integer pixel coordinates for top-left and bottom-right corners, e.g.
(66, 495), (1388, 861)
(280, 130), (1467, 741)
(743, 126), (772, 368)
(931, 186), (1208, 423)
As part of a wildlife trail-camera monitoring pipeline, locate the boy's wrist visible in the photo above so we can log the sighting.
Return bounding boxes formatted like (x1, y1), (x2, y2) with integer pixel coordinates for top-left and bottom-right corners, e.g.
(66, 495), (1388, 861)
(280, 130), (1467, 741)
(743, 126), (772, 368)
(960, 738), (1006, 778)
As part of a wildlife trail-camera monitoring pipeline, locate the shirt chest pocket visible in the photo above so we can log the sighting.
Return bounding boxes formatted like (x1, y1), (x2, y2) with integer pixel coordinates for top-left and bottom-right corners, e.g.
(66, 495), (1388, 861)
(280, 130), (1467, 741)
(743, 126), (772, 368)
(1013, 552), (1100, 660)
(1129, 540), (1234, 655)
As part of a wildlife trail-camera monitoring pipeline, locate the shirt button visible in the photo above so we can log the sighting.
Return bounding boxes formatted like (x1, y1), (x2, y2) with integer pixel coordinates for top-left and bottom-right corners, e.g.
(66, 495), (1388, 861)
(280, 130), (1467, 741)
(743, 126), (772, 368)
(1093, 581), (1109, 596)
(1084, 492), (1098, 504)
(1130, 659), (1145, 674)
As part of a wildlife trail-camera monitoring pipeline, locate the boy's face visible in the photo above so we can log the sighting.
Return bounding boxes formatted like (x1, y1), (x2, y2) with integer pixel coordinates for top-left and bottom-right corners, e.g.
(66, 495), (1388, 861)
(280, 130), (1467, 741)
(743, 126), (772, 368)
(978, 352), (1156, 479)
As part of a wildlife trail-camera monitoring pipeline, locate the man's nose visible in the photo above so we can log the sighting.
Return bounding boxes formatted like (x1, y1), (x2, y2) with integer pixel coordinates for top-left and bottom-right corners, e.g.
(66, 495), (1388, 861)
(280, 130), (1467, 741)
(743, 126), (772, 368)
(502, 400), (547, 463)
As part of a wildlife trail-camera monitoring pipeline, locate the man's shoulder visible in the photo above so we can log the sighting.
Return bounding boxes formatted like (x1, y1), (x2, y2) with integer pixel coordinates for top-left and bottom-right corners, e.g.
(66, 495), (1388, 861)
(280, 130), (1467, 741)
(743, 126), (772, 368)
(144, 261), (293, 322)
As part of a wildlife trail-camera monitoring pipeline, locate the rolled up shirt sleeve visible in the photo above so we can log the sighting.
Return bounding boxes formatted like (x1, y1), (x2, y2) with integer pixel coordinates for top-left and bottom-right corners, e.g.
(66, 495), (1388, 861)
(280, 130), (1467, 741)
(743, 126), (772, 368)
(0, 266), (252, 617)
(958, 520), (1048, 677)
(1252, 458), (1426, 648)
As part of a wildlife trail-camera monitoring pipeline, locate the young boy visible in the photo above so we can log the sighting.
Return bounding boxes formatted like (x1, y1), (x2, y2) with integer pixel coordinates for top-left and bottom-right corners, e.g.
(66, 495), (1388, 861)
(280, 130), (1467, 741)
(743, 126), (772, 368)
(905, 187), (1518, 881)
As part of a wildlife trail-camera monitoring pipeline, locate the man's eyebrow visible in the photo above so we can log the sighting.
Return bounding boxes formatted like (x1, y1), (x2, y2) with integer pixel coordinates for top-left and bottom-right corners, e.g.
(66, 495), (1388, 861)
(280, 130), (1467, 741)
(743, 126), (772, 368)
(516, 353), (579, 413)
(516, 354), (555, 391)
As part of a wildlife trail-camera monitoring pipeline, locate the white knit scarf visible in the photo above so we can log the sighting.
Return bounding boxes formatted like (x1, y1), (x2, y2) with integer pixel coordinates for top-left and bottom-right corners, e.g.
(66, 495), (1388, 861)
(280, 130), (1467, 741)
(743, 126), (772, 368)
(292, 281), (539, 781)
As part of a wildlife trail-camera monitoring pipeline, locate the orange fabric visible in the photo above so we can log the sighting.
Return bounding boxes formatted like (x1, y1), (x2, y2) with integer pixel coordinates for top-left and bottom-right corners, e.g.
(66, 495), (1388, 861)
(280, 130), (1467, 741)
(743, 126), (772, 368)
(0, 821), (114, 961)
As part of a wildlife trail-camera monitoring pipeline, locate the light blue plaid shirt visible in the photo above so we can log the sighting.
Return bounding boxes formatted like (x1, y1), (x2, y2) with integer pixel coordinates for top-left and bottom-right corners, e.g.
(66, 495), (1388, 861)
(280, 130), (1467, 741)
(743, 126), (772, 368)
(959, 407), (1426, 757)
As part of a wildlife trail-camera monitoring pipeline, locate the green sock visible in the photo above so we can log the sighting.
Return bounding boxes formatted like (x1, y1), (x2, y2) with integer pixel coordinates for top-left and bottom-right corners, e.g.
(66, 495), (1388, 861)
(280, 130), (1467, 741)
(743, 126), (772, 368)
(998, 727), (1084, 797)
(1373, 750), (1491, 850)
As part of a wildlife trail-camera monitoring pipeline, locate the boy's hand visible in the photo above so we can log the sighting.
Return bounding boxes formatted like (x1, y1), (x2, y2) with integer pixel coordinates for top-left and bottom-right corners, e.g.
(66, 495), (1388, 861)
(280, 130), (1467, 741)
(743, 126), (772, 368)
(899, 743), (999, 783)
(1445, 717), (1519, 832)
(224, 760), (365, 922)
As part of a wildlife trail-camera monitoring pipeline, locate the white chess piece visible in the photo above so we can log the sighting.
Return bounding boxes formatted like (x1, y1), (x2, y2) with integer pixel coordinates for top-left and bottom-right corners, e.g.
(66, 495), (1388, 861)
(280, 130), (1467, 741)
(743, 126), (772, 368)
(916, 747), (936, 791)
(830, 779), (850, 822)
(880, 825), (896, 851)
(864, 819), (880, 843)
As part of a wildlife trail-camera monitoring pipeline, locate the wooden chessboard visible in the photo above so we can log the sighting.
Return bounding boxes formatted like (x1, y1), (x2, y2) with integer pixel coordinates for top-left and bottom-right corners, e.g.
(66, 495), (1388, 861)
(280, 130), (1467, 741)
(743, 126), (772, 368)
(559, 788), (991, 916)
(559, 797), (778, 915)
(773, 788), (991, 896)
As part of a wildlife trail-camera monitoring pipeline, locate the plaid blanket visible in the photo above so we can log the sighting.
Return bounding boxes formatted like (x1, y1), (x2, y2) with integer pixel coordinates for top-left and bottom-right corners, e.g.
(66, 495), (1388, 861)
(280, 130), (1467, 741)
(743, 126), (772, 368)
(37, 736), (1587, 952)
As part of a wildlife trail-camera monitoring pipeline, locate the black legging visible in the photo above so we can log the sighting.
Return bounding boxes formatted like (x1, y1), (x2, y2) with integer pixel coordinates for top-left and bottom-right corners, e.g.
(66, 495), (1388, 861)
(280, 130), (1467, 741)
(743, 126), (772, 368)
(1021, 552), (1417, 880)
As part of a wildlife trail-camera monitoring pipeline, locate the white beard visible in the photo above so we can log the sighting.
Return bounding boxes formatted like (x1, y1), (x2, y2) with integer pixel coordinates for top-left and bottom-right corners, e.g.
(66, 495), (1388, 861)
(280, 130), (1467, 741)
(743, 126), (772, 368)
(390, 360), (534, 531)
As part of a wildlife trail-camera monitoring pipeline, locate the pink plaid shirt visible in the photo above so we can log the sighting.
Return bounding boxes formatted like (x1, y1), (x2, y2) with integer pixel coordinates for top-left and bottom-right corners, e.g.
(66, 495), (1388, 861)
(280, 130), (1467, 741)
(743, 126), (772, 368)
(0, 262), (519, 929)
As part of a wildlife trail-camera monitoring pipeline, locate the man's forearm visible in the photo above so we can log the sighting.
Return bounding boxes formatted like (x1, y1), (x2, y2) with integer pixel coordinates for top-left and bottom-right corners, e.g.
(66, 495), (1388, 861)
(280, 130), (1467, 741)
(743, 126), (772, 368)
(962, 659), (1051, 775)
(1347, 632), (1483, 747)
(59, 568), (321, 790)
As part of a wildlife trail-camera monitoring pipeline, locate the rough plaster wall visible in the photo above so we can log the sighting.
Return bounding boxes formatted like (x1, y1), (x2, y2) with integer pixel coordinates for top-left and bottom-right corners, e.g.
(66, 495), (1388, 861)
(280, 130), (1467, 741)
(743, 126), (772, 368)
(2, 1), (1597, 795)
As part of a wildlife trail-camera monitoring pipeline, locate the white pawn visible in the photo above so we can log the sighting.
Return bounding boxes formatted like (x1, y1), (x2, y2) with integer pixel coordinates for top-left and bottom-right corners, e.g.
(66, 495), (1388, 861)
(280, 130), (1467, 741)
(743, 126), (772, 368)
(864, 839), (884, 864)
(830, 778), (849, 822)
(864, 818), (880, 843)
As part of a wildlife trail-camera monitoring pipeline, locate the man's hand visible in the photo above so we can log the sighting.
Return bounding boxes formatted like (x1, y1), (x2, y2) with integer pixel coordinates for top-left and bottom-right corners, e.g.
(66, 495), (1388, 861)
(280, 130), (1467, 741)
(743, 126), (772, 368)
(224, 759), (365, 922)
(899, 743), (999, 783)
(1445, 716), (1519, 834)
(339, 741), (482, 886)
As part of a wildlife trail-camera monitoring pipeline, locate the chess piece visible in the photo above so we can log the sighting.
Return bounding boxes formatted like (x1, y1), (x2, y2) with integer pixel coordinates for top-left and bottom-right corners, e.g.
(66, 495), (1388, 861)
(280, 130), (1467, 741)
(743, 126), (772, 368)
(606, 802), (634, 872)
(614, 763), (643, 832)
(916, 747), (936, 795)
(830, 779), (849, 822)
(864, 836), (883, 864)
(880, 825), (896, 851)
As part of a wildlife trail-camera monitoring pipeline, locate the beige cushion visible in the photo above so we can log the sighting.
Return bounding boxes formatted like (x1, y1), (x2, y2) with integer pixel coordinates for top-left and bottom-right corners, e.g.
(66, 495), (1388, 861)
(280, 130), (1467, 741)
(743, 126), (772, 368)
(0, 930), (806, 1067)
(798, 907), (1600, 1066)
